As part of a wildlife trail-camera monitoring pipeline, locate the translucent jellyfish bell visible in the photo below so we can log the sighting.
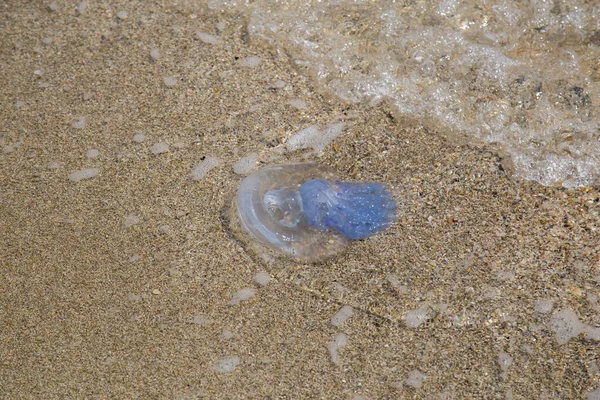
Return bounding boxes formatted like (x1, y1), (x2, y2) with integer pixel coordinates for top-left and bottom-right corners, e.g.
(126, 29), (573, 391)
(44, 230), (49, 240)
(234, 163), (396, 262)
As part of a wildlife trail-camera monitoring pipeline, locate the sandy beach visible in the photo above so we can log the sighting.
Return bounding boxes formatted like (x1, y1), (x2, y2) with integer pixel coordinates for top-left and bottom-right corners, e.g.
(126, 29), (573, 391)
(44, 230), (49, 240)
(1, 1), (599, 398)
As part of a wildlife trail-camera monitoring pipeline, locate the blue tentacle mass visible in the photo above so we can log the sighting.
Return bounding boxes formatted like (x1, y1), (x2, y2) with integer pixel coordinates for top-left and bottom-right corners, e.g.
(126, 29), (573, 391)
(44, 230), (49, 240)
(299, 179), (397, 240)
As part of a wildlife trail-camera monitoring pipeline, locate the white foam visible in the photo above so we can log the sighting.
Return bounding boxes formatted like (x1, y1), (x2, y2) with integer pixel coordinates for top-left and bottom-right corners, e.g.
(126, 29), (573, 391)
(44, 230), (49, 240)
(196, 32), (221, 45)
(132, 133), (146, 143)
(150, 49), (160, 60)
(534, 299), (553, 314)
(221, 329), (234, 340)
(405, 370), (427, 389)
(327, 333), (348, 365)
(386, 273), (408, 294)
(191, 314), (209, 325)
(124, 215), (140, 228)
(498, 352), (513, 380)
(232, 152), (258, 175)
(253, 271), (271, 286)
(212, 356), (240, 373)
(239, 56), (261, 68)
(163, 76), (177, 87)
(286, 122), (345, 154)
(191, 157), (220, 180)
(77, 1), (87, 15)
(587, 386), (600, 400)
(241, 0), (600, 187)
(288, 99), (307, 109)
(549, 309), (600, 345)
(151, 142), (169, 155)
(158, 225), (170, 233)
(68, 168), (99, 182)
(72, 116), (86, 129)
(227, 288), (256, 305)
(405, 304), (429, 328)
(330, 305), (354, 327)
(86, 149), (99, 159)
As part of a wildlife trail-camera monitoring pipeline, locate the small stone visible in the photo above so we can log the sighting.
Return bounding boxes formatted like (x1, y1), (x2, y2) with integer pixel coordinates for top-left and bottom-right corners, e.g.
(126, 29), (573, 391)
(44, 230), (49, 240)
(152, 289), (161, 295)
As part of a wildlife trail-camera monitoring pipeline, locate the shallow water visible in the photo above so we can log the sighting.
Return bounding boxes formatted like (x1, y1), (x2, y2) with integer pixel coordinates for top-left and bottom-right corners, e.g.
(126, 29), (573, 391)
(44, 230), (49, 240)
(216, 0), (600, 187)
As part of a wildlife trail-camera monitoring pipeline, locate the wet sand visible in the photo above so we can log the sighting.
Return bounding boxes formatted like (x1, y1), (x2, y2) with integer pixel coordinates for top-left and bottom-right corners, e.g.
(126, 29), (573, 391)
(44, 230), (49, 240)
(1, 2), (599, 399)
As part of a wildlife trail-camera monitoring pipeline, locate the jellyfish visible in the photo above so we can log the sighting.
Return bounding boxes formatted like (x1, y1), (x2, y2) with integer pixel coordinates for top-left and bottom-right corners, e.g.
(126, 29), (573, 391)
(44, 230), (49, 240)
(233, 163), (396, 262)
